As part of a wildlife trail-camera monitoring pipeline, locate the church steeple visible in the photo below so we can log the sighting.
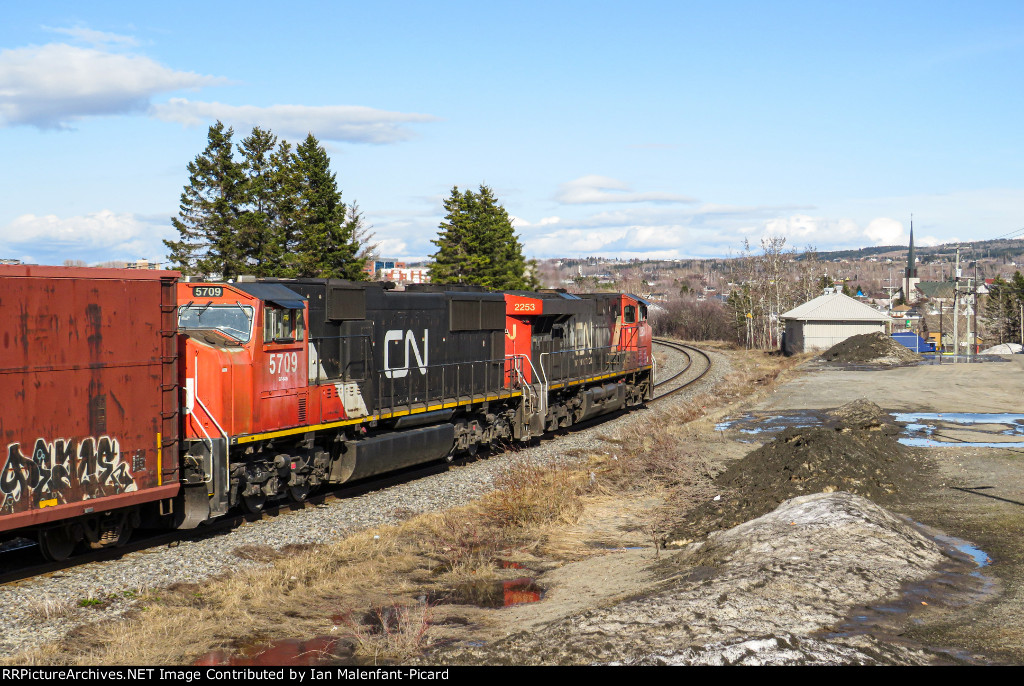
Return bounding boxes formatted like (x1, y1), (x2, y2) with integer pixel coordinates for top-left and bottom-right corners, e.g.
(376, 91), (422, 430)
(902, 216), (920, 303)
(906, 218), (917, 279)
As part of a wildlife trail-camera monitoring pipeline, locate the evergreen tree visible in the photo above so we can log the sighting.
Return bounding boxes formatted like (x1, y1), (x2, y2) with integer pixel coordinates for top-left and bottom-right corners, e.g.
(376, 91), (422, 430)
(269, 139), (302, 276)
(430, 184), (537, 290)
(292, 134), (366, 279)
(344, 202), (378, 280)
(236, 126), (282, 277)
(167, 126), (368, 280)
(164, 121), (246, 278)
(430, 186), (489, 285)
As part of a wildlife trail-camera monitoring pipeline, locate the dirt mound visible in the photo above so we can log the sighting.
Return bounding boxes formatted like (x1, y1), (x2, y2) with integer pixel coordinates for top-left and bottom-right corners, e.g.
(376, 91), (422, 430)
(428, 493), (952, 665)
(825, 397), (895, 429)
(819, 332), (922, 365)
(665, 400), (916, 544)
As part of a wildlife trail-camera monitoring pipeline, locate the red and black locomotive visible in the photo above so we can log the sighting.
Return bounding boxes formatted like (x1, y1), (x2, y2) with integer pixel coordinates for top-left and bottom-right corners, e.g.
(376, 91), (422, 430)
(0, 265), (652, 560)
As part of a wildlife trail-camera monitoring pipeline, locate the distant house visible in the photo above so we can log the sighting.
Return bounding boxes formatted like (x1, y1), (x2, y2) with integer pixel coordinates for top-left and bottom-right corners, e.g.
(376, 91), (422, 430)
(780, 290), (891, 355)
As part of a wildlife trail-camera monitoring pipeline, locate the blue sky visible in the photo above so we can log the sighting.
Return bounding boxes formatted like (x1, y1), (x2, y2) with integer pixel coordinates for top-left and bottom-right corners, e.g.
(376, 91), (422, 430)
(2, 1), (1022, 266)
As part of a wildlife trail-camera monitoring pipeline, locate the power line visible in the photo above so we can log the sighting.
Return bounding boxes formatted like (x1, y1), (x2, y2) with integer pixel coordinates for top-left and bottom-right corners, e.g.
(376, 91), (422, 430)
(988, 226), (1024, 241)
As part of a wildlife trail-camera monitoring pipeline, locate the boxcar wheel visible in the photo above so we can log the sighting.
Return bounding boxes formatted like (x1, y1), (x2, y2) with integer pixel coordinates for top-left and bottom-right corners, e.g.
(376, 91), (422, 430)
(287, 484), (310, 503)
(38, 525), (76, 562)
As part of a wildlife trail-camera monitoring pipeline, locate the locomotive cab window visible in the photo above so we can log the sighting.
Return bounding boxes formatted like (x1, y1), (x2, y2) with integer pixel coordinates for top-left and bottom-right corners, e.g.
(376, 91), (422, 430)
(624, 305), (637, 324)
(264, 307), (305, 343)
(639, 304), (648, 321)
(178, 304), (254, 343)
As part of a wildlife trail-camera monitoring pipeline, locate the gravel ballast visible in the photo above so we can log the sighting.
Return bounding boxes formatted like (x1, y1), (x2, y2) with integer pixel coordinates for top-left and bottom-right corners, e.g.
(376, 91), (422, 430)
(0, 343), (728, 656)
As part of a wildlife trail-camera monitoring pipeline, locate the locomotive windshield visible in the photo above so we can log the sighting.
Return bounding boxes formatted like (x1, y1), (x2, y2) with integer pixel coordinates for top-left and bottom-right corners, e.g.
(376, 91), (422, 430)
(178, 303), (254, 342)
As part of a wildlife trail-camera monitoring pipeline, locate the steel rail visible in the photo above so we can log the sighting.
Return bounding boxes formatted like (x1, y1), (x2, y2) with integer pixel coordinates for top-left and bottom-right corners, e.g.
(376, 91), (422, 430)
(650, 338), (712, 401)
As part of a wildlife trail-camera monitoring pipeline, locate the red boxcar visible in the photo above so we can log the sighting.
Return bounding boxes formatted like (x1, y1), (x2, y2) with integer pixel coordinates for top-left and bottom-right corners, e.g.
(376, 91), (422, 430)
(0, 265), (180, 559)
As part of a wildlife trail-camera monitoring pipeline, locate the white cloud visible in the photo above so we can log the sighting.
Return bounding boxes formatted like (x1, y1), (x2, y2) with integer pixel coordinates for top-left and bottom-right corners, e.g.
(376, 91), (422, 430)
(555, 175), (697, 205)
(510, 215), (560, 228)
(150, 99), (438, 144)
(751, 214), (949, 252)
(43, 26), (140, 48)
(375, 237), (408, 255)
(512, 201), (954, 259)
(4, 210), (143, 244)
(0, 38), (434, 143)
(0, 211), (172, 264)
(0, 43), (226, 129)
(863, 217), (905, 245)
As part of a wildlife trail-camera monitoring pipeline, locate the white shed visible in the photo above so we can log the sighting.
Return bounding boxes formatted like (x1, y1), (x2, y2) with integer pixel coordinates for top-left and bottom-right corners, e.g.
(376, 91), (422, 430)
(780, 291), (890, 354)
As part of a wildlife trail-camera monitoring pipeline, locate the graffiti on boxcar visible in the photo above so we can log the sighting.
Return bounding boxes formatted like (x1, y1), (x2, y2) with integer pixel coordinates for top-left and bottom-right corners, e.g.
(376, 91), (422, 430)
(0, 436), (137, 512)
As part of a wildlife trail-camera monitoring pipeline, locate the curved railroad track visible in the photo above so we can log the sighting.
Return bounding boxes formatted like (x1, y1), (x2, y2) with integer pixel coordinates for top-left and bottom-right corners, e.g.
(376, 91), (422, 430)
(651, 337), (713, 401)
(0, 341), (714, 584)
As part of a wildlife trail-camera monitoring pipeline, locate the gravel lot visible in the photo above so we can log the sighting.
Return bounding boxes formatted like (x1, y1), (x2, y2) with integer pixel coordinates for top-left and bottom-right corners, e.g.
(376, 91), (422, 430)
(2, 342), (725, 657)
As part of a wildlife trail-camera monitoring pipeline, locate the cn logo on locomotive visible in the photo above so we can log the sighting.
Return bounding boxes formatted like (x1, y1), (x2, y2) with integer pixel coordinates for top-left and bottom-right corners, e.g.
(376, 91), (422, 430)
(384, 329), (429, 378)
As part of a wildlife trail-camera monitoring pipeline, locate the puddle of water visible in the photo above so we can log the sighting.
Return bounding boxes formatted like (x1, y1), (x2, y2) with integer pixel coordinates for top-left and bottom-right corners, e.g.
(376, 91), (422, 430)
(821, 520), (997, 664)
(429, 577), (545, 608)
(720, 410), (1024, 450)
(715, 410), (832, 441)
(929, 532), (992, 568)
(194, 636), (351, 666)
(894, 412), (1024, 430)
(895, 412), (1024, 449)
(900, 438), (1024, 448)
(918, 355), (1010, 365)
(496, 559), (525, 569)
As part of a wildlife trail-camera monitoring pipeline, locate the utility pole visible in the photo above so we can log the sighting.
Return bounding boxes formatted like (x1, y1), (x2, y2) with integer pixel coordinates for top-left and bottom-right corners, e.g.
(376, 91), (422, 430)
(966, 276), (973, 359)
(939, 301), (944, 354)
(953, 247), (961, 361)
(972, 262), (979, 357)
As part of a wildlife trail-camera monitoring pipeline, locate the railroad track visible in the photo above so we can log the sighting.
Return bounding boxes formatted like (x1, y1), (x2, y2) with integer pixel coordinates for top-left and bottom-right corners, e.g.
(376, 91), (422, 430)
(651, 338), (713, 401)
(0, 341), (713, 584)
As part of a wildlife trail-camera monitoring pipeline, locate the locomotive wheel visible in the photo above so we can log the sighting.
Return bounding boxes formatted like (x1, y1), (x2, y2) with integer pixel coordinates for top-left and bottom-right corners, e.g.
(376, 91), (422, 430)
(38, 525), (76, 562)
(242, 493), (266, 513)
(287, 484), (311, 503)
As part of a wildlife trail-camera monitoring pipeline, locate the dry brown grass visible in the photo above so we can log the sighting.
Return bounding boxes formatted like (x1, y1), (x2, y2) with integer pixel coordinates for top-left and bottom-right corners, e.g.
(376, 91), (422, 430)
(335, 602), (433, 661)
(6, 346), (797, 666)
(25, 594), (75, 621)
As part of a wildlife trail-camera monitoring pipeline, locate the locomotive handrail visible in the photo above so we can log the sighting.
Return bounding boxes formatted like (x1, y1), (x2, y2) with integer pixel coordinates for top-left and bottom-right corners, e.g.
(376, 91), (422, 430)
(539, 344), (640, 386)
(374, 355), (510, 417)
(189, 365), (229, 481)
(505, 353), (547, 418)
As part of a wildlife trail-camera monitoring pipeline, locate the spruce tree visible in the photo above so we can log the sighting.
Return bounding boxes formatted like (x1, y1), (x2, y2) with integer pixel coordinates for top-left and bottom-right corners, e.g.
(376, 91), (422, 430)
(430, 186), (488, 285)
(164, 121), (246, 278)
(292, 134), (366, 279)
(269, 139), (301, 276)
(236, 126), (282, 277)
(430, 184), (536, 290)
